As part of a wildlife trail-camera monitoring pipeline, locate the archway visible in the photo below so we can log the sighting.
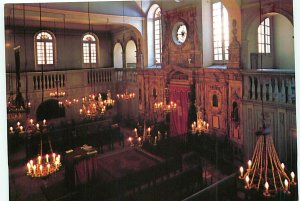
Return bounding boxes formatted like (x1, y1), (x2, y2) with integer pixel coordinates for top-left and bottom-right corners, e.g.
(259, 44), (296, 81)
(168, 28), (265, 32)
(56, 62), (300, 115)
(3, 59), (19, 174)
(36, 99), (65, 121)
(113, 42), (123, 68)
(125, 40), (137, 68)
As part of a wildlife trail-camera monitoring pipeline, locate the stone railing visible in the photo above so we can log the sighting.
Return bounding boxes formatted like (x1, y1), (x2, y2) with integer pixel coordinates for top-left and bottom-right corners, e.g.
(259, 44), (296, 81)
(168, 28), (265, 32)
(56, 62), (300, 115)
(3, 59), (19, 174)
(6, 67), (138, 94)
(242, 69), (295, 105)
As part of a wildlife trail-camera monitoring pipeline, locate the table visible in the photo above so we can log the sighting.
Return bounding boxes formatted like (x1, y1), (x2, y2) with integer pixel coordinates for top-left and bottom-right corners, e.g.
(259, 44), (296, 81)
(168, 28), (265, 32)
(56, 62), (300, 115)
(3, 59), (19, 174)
(64, 146), (98, 188)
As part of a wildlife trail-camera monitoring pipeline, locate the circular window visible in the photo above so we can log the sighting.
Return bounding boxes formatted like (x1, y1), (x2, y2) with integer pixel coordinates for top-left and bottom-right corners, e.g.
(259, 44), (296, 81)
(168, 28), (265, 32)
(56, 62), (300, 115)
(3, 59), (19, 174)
(172, 22), (187, 45)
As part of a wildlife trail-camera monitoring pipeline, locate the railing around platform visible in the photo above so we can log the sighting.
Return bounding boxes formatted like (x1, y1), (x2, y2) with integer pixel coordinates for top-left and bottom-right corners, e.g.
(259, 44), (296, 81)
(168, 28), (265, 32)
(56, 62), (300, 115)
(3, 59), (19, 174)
(242, 70), (295, 104)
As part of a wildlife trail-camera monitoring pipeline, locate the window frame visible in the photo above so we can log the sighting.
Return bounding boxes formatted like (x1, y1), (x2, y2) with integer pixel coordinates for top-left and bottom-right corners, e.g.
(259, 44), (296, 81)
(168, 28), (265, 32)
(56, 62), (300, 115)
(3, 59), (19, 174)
(212, 2), (229, 64)
(153, 7), (162, 65)
(258, 17), (271, 54)
(82, 32), (99, 67)
(34, 30), (56, 68)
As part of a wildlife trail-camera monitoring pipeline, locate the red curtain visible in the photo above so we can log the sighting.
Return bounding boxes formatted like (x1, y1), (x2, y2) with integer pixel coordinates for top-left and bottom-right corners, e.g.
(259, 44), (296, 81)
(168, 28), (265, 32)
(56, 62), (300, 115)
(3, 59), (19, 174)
(169, 84), (190, 136)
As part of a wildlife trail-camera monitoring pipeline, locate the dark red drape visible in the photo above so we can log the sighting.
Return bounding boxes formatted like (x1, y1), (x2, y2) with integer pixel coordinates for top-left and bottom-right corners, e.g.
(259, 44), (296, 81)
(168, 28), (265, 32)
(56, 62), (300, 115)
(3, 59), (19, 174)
(169, 84), (190, 136)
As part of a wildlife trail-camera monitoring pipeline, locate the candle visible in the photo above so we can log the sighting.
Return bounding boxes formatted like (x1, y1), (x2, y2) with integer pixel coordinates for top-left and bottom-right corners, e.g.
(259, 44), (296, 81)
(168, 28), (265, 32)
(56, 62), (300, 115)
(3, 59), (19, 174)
(38, 156), (41, 164)
(47, 164), (50, 174)
(284, 179), (289, 191)
(46, 154), (49, 163)
(281, 163), (285, 170)
(20, 126), (23, 132)
(291, 172), (296, 184)
(57, 155), (61, 164)
(245, 175), (250, 188)
(43, 119), (46, 126)
(36, 123), (40, 130)
(30, 119), (33, 125)
(239, 166), (244, 178)
(33, 165), (36, 176)
(27, 163), (31, 174)
(28, 102), (31, 107)
(264, 181), (269, 195)
(52, 153), (56, 162)
(154, 136), (157, 145)
(9, 126), (13, 133)
(55, 161), (58, 170)
(247, 160), (252, 170)
(80, 109), (83, 114)
(39, 165), (43, 174)
(17, 122), (20, 128)
(147, 127), (151, 134)
(30, 160), (33, 167)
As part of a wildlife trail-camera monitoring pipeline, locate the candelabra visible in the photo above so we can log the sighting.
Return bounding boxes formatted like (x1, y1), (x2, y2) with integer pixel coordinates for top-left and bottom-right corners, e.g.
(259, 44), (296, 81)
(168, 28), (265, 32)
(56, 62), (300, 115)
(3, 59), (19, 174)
(238, 127), (296, 197)
(191, 119), (209, 134)
(116, 90), (135, 100)
(154, 100), (177, 113)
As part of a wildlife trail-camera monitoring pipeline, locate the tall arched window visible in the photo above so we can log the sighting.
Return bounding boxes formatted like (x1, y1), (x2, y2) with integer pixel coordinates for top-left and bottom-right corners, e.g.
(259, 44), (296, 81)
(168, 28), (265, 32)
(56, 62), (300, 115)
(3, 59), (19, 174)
(258, 18), (271, 53)
(212, 2), (229, 62)
(83, 33), (98, 64)
(154, 7), (162, 65)
(35, 31), (54, 65)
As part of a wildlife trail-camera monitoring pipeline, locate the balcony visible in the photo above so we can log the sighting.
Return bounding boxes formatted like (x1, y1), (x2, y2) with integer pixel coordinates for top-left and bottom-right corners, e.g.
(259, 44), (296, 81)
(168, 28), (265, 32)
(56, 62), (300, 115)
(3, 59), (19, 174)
(242, 69), (295, 105)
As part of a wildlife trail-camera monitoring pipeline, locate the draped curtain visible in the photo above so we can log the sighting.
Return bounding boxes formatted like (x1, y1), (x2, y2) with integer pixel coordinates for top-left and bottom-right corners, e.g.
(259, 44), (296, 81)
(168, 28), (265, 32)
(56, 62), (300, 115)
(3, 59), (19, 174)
(169, 84), (190, 136)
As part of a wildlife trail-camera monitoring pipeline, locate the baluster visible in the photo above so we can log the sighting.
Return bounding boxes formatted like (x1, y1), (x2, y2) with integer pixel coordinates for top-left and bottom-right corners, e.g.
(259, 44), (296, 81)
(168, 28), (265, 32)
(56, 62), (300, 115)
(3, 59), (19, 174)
(273, 78), (279, 102)
(48, 75), (51, 89)
(33, 76), (36, 90)
(287, 78), (292, 104)
(268, 78), (273, 102)
(37, 76), (40, 90)
(45, 75), (48, 89)
(52, 75), (55, 88)
(262, 79), (267, 101)
(281, 79), (286, 103)
(59, 74), (62, 88)
(251, 76), (255, 100)
(257, 78), (261, 100)
(63, 74), (65, 87)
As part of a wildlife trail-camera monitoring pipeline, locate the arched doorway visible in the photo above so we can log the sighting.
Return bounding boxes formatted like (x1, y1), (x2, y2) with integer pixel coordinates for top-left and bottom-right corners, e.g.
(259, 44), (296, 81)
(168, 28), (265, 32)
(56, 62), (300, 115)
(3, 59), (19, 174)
(125, 40), (137, 68)
(113, 42), (123, 68)
(36, 99), (65, 121)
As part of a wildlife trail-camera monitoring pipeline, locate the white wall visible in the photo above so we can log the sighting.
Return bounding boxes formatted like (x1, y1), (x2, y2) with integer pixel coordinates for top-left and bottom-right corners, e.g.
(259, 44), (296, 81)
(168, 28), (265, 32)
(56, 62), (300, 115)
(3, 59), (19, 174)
(202, 0), (213, 67)
(125, 40), (137, 68)
(273, 15), (294, 69)
(113, 43), (123, 68)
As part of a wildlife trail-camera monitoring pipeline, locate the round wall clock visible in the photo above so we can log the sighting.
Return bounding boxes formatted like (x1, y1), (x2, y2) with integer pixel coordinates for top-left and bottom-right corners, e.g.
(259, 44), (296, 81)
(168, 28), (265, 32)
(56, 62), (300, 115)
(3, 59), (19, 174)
(172, 22), (187, 45)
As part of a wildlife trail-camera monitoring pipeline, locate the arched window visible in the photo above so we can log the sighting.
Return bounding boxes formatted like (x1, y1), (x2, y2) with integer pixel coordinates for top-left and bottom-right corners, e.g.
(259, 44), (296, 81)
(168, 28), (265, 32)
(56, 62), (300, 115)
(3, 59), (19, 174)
(113, 42), (123, 68)
(212, 2), (229, 61)
(35, 31), (54, 65)
(147, 4), (162, 68)
(83, 33), (98, 64)
(154, 7), (162, 65)
(258, 18), (271, 53)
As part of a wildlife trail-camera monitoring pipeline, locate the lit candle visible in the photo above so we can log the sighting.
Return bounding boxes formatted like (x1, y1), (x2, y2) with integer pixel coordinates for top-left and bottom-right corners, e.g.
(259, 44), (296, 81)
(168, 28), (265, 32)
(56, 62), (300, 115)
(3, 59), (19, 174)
(36, 123), (40, 130)
(239, 166), (244, 178)
(245, 175), (250, 188)
(43, 119), (46, 126)
(27, 163), (31, 174)
(46, 154), (49, 163)
(129, 137), (132, 146)
(20, 126), (23, 132)
(30, 160), (33, 168)
(57, 155), (61, 164)
(291, 172), (296, 184)
(154, 136), (157, 144)
(264, 181), (269, 195)
(38, 156), (41, 164)
(39, 165), (43, 174)
(17, 122), (20, 128)
(47, 164), (50, 174)
(80, 109), (83, 114)
(30, 119), (33, 125)
(284, 179), (289, 192)
(55, 161), (59, 170)
(147, 127), (151, 135)
(9, 126), (13, 133)
(281, 163), (285, 170)
(28, 102), (31, 107)
(33, 165), (36, 176)
(247, 160), (252, 170)
(52, 153), (56, 162)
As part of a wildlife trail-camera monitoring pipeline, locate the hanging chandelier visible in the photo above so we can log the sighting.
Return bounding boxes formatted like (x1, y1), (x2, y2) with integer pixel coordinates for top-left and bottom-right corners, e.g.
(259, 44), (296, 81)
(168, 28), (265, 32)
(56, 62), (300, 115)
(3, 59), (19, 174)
(116, 90), (136, 100)
(23, 119), (62, 178)
(191, 119), (209, 134)
(49, 91), (66, 98)
(154, 100), (177, 112)
(238, 127), (296, 197)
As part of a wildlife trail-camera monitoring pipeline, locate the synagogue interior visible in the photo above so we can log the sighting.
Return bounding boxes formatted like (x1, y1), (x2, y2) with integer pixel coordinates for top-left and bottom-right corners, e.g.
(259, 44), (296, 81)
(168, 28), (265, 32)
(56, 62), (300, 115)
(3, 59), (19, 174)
(3, 0), (298, 200)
